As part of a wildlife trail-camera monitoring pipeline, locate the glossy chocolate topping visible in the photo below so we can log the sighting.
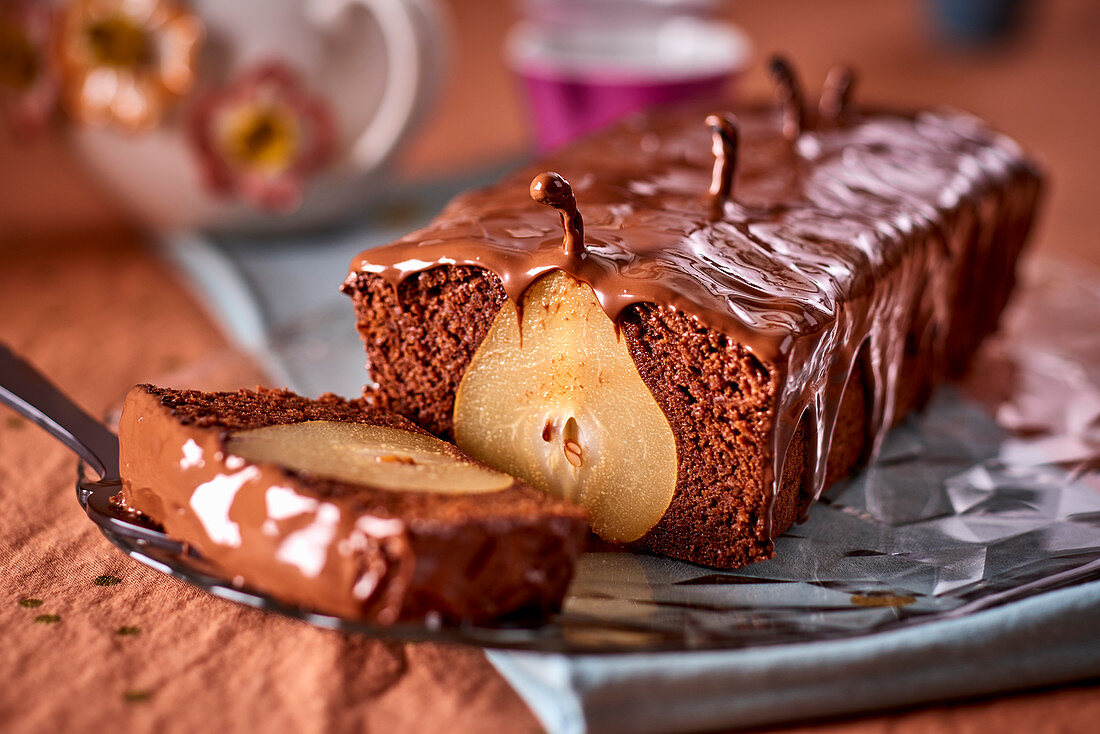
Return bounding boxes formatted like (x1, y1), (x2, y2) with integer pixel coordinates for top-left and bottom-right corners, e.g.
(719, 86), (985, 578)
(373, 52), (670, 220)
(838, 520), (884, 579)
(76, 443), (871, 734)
(348, 87), (1040, 539)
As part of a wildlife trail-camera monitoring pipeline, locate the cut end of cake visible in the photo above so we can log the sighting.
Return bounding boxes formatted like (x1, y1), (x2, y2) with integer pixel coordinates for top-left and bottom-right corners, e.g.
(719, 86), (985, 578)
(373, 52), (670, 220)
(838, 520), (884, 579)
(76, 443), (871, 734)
(117, 384), (588, 625)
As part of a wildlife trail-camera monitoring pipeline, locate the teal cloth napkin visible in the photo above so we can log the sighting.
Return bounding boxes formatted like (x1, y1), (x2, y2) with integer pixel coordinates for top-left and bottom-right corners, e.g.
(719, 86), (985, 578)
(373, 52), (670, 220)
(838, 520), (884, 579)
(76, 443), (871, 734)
(490, 580), (1100, 734)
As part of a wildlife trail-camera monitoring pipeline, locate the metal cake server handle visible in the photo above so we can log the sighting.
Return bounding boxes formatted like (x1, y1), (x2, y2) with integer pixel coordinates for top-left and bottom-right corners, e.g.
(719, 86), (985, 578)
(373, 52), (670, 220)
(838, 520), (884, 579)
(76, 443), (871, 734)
(0, 342), (119, 482)
(1, 343), (198, 557)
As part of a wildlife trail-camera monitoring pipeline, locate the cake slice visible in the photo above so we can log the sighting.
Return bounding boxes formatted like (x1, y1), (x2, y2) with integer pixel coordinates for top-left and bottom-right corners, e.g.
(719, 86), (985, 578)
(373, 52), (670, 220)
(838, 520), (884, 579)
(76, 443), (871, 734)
(343, 60), (1042, 569)
(116, 384), (588, 624)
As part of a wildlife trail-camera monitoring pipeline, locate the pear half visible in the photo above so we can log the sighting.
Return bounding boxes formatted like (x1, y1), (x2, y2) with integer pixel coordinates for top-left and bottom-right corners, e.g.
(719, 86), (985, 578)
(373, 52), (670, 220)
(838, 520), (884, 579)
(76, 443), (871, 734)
(453, 271), (678, 542)
(225, 421), (513, 494)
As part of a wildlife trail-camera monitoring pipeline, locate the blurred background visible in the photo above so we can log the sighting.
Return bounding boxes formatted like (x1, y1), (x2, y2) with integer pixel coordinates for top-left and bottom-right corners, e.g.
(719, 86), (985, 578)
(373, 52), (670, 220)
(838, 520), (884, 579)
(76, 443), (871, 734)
(1, 0), (1097, 265)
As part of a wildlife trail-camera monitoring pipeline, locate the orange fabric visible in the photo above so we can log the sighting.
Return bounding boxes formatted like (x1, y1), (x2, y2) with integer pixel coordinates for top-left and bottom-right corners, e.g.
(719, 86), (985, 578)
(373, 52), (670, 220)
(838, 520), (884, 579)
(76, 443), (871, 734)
(0, 235), (537, 732)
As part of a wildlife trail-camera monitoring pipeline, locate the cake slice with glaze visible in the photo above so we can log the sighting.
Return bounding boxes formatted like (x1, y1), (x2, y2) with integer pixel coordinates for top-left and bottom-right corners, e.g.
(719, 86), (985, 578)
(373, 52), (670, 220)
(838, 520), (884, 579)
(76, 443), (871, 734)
(343, 58), (1042, 569)
(116, 384), (588, 624)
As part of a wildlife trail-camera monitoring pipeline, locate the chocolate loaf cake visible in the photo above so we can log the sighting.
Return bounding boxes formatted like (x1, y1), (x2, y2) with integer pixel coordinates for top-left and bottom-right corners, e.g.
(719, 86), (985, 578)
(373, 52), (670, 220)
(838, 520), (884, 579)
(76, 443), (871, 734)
(343, 61), (1042, 568)
(117, 385), (588, 623)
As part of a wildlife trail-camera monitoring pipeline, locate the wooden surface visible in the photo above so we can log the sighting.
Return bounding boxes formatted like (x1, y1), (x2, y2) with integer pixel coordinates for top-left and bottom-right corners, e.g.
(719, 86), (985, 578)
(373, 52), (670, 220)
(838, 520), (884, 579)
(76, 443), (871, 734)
(1, 1), (1098, 732)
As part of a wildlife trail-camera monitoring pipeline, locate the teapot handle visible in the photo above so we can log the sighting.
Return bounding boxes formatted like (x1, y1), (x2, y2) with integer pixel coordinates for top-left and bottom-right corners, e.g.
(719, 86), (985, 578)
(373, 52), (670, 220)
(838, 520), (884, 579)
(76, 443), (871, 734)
(311, 0), (444, 171)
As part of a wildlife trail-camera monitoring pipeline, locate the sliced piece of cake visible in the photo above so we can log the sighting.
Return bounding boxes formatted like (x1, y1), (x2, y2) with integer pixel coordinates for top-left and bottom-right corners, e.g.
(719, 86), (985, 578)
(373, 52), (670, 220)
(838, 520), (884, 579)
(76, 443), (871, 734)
(343, 59), (1042, 568)
(116, 384), (588, 624)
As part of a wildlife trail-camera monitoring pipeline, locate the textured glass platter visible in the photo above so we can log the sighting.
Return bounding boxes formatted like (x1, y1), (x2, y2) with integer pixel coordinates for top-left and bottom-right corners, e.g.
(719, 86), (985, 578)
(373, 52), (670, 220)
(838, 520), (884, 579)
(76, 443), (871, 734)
(80, 259), (1100, 653)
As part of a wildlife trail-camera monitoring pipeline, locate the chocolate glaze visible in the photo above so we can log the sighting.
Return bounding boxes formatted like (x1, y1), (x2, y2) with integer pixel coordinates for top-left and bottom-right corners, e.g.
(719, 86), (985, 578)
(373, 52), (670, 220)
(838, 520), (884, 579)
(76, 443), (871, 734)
(117, 385), (588, 623)
(347, 95), (1041, 542)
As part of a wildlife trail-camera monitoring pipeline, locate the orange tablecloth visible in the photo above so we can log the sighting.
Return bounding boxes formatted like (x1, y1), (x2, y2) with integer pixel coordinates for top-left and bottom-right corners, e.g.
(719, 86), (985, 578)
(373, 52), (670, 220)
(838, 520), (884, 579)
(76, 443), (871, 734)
(0, 235), (539, 732)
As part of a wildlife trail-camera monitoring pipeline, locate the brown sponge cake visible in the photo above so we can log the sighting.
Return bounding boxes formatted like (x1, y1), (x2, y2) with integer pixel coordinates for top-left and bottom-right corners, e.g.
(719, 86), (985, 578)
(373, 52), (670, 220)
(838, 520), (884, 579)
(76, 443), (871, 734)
(343, 73), (1041, 568)
(345, 267), (874, 568)
(117, 385), (588, 624)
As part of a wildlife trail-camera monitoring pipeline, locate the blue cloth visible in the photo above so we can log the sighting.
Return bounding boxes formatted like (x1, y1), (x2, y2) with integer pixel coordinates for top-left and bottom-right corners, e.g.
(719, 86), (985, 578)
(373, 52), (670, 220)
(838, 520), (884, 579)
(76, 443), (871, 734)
(490, 580), (1100, 734)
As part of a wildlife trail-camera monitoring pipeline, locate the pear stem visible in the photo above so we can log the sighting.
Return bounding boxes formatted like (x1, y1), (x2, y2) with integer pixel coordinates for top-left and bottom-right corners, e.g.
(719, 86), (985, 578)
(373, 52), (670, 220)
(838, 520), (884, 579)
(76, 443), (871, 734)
(705, 112), (739, 206)
(768, 55), (805, 142)
(818, 65), (855, 125)
(530, 172), (585, 256)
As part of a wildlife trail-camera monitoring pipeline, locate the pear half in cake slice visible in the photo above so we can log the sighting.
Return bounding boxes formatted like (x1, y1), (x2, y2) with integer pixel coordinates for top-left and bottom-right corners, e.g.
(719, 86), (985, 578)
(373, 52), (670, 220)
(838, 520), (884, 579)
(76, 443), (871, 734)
(454, 270), (679, 543)
(453, 173), (679, 545)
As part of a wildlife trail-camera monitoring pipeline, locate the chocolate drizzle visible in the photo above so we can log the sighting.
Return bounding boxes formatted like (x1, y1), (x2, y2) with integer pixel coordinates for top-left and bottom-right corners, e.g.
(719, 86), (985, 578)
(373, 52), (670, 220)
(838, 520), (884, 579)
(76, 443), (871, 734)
(348, 97), (1040, 545)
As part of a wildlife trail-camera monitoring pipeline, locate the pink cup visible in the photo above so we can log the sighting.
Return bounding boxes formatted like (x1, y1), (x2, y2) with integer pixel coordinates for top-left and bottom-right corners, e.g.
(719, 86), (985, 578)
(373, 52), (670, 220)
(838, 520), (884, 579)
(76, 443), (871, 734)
(508, 13), (751, 151)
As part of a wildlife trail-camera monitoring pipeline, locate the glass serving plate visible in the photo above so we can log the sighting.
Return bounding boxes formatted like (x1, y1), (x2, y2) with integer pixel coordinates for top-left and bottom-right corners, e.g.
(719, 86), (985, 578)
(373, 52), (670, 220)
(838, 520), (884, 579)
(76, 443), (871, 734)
(6, 257), (1100, 654)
